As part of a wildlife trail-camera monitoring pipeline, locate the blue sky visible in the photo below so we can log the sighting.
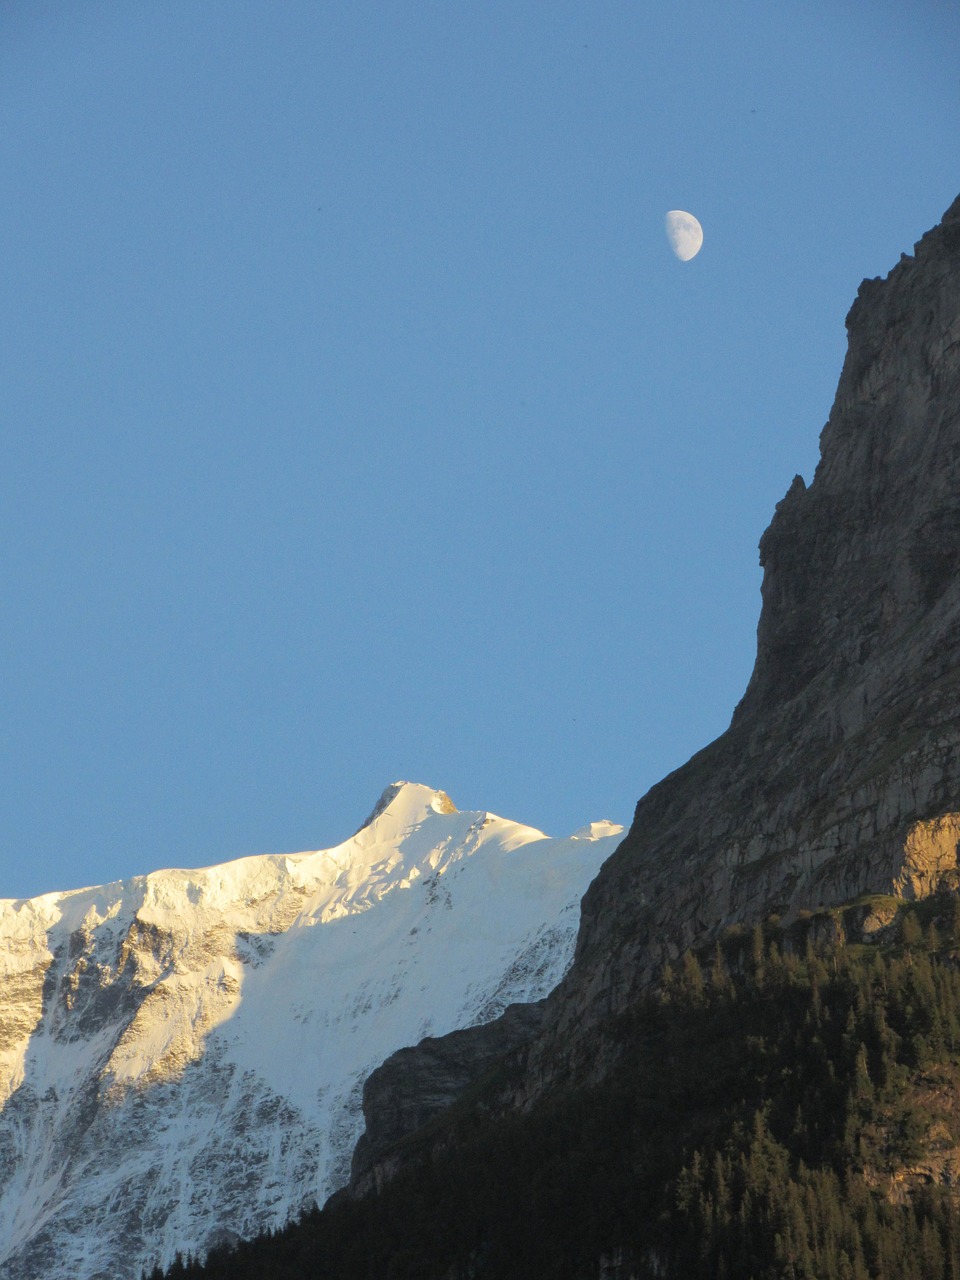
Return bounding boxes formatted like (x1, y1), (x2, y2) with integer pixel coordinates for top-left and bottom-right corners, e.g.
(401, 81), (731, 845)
(2, 1), (958, 900)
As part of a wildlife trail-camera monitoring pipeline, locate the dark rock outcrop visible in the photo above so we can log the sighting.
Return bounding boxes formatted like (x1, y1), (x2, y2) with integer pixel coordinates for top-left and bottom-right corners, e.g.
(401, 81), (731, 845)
(349, 1001), (545, 1195)
(350, 193), (960, 1180)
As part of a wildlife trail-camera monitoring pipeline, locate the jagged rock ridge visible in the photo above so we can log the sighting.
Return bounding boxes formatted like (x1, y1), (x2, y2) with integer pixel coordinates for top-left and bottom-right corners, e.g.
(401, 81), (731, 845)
(0, 783), (622, 1280)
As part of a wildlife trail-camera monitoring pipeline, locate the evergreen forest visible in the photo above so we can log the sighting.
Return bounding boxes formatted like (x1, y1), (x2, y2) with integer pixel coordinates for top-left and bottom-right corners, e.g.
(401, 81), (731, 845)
(147, 893), (960, 1279)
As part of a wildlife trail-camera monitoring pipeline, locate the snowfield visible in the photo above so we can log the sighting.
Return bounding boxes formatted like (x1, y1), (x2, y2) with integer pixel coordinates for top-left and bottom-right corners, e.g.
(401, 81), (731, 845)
(0, 782), (622, 1280)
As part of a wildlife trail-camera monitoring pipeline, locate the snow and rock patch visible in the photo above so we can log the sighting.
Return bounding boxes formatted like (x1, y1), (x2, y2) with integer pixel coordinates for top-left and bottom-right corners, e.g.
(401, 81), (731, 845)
(0, 783), (622, 1280)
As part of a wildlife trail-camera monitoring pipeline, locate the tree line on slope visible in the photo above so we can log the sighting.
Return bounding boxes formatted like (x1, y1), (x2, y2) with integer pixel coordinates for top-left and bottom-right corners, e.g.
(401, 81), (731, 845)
(146, 892), (960, 1279)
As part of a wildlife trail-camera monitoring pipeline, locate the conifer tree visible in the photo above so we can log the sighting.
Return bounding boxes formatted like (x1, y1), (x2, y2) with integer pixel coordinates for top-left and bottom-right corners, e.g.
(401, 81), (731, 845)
(902, 910), (922, 949)
(680, 948), (705, 1001)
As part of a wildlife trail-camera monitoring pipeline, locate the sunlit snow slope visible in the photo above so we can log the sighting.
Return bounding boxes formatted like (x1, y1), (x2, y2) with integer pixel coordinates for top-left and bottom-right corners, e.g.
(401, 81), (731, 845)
(0, 783), (622, 1280)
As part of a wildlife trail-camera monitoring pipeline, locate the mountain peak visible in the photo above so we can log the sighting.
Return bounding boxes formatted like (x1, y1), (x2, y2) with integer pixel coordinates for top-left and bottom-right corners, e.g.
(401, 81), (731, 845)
(357, 781), (457, 833)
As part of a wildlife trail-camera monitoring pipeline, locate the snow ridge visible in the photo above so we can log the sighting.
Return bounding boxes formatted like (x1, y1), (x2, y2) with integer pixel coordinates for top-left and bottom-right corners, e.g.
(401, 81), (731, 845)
(0, 783), (622, 1280)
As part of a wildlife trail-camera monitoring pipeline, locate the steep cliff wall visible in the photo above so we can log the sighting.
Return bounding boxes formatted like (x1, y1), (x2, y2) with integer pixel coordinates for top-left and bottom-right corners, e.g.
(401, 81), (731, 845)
(548, 192), (960, 1064)
(350, 196), (960, 1179)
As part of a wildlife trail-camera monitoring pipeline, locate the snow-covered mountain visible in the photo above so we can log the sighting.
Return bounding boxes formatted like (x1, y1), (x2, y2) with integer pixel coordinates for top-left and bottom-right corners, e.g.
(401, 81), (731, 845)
(0, 783), (622, 1280)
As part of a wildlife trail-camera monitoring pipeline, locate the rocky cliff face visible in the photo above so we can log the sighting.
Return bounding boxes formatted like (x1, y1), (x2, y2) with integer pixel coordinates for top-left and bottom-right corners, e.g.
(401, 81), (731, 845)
(543, 192), (960, 1075)
(349, 196), (960, 1177)
(0, 784), (622, 1280)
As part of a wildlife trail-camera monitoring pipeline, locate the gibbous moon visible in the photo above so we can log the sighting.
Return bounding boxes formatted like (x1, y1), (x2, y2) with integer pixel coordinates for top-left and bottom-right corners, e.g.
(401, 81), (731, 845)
(665, 210), (703, 261)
